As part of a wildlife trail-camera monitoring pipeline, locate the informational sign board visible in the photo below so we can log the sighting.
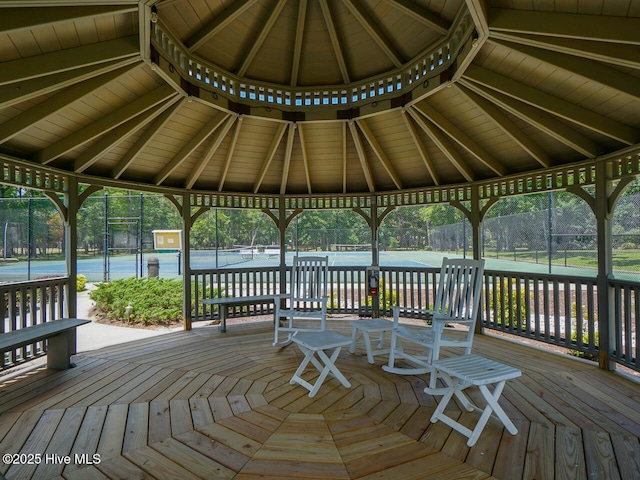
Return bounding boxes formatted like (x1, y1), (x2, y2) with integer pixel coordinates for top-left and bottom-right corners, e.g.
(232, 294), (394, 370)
(152, 230), (182, 250)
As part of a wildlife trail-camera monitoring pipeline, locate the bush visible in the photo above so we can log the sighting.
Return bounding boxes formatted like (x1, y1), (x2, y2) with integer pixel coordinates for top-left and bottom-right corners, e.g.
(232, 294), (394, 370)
(364, 287), (399, 309)
(489, 278), (529, 329)
(77, 274), (87, 292)
(89, 277), (184, 325)
(620, 242), (637, 250)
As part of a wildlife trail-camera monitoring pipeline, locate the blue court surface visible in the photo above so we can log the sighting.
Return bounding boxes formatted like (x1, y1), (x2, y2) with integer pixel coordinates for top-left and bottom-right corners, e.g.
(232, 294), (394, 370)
(0, 250), (441, 283)
(1, 249), (607, 283)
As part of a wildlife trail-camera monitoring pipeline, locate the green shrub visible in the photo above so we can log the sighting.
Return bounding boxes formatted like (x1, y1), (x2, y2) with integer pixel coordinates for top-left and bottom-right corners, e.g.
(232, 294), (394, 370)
(89, 277), (184, 325)
(620, 242), (637, 250)
(569, 302), (598, 359)
(77, 274), (87, 292)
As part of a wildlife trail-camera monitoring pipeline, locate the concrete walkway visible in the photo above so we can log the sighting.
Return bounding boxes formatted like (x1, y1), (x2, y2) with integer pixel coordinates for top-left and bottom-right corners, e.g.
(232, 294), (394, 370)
(76, 284), (176, 353)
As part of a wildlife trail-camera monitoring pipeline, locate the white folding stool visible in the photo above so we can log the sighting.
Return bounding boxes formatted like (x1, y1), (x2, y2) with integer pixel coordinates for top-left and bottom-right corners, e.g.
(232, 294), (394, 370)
(290, 331), (352, 397)
(429, 354), (521, 447)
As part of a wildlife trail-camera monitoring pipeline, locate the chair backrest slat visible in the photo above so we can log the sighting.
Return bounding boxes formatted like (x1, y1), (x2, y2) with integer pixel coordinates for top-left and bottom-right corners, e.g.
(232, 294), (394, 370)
(291, 256), (328, 302)
(433, 257), (484, 323)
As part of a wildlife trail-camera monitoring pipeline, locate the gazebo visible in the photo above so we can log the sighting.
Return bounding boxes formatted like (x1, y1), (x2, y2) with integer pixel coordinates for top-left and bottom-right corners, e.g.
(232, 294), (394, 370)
(1, 1), (640, 478)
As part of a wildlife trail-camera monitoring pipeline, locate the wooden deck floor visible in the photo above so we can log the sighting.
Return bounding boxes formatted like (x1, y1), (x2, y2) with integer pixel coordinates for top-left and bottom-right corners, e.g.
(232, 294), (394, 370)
(2, 319), (640, 479)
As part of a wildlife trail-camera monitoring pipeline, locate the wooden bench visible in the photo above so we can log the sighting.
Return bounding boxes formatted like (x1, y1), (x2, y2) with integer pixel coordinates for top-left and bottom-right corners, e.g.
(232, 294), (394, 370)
(0, 318), (91, 370)
(201, 295), (278, 332)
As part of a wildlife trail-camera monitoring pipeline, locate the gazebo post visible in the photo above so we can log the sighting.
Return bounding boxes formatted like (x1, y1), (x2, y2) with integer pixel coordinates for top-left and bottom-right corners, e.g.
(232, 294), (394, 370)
(182, 193), (192, 330)
(64, 176), (78, 320)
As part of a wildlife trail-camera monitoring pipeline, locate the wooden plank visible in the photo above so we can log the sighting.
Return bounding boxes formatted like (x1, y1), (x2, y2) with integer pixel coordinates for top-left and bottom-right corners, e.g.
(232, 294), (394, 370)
(555, 425), (586, 480)
(148, 400), (171, 444)
(492, 419), (529, 479)
(124, 444), (203, 480)
(122, 402), (149, 454)
(151, 437), (236, 479)
(610, 433), (640, 480)
(64, 404), (108, 476)
(96, 455), (156, 479)
(0, 410), (44, 476)
(174, 429), (250, 473)
(5, 409), (65, 480)
(583, 429), (621, 480)
(96, 403), (129, 460)
(170, 398), (194, 436)
(522, 422), (555, 480)
(189, 396), (215, 430)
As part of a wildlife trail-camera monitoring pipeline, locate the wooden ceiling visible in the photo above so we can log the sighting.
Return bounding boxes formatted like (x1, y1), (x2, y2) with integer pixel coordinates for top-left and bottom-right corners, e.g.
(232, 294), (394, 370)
(0, 0), (639, 197)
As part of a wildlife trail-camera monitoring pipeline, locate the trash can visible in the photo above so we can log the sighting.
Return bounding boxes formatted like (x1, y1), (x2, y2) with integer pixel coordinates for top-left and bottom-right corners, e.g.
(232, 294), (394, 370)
(148, 257), (159, 278)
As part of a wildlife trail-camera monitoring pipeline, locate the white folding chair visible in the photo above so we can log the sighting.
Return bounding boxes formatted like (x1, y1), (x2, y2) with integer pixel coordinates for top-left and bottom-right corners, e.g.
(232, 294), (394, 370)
(273, 256), (329, 347)
(382, 257), (485, 394)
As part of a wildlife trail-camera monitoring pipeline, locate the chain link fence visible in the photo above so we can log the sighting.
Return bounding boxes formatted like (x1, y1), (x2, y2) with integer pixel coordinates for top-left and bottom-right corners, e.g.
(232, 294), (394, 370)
(1, 183), (638, 282)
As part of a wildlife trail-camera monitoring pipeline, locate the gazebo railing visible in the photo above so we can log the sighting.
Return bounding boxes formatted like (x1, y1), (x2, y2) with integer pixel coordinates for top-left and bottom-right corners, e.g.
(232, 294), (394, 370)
(190, 265), (638, 372)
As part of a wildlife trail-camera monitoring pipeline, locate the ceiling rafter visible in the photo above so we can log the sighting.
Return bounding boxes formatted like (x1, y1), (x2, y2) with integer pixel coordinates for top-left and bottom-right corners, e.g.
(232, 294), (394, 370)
(253, 122), (287, 193)
(280, 123), (297, 194)
(457, 84), (551, 168)
(342, 122), (347, 193)
(0, 58), (139, 110)
(298, 124), (312, 194)
(464, 65), (640, 146)
(218, 117), (244, 192)
(489, 8), (640, 45)
(112, 97), (185, 179)
(412, 101), (508, 176)
(36, 84), (176, 165)
(458, 78), (598, 158)
(489, 31), (640, 70)
(237, 0), (288, 77)
(341, 0), (404, 68)
(348, 121), (375, 192)
(319, 0), (350, 84)
(0, 64), (138, 144)
(0, 35), (139, 87)
(355, 118), (403, 190)
(0, 5), (137, 34)
(186, 0), (258, 52)
(383, 0), (448, 35)
(490, 38), (640, 101)
(74, 101), (176, 173)
(407, 108), (475, 182)
(154, 110), (230, 185)
(401, 109), (440, 185)
(186, 114), (236, 189)
(290, 0), (308, 87)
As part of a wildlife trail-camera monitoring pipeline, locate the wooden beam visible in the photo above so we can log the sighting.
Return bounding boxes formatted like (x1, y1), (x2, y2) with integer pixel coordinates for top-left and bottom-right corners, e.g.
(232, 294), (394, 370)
(186, 0), (257, 51)
(280, 124), (297, 194)
(0, 35), (139, 87)
(186, 114), (236, 189)
(356, 118), (403, 190)
(348, 121), (375, 192)
(401, 109), (440, 185)
(290, 0), (308, 87)
(253, 123), (287, 193)
(459, 77), (598, 158)
(36, 84), (176, 165)
(218, 117), (243, 192)
(489, 8), (640, 45)
(154, 110), (230, 185)
(237, 0), (287, 77)
(75, 96), (180, 173)
(412, 101), (508, 176)
(407, 108), (475, 182)
(384, 0), (449, 35)
(112, 98), (185, 179)
(319, 0), (350, 84)
(491, 38), (640, 101)
(0, 64), (138, 143)
(457, 84), (551, 168)
(342, 0), (403, 68)
(464, 65), (640, 146)
(298, 124), (312, 194)
(0, 58), (139, 110)
(342, 122), (347, 193)
(0, 5), (137, 34)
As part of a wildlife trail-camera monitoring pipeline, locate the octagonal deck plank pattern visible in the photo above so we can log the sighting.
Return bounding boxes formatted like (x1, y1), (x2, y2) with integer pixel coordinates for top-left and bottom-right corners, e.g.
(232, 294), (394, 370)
(1, 319), (640, 479)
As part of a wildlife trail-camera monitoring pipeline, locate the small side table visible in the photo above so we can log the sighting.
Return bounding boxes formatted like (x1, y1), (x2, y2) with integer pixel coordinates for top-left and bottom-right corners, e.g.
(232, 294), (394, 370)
(290, 331), (352, 397)
(429, 354), (522, 447)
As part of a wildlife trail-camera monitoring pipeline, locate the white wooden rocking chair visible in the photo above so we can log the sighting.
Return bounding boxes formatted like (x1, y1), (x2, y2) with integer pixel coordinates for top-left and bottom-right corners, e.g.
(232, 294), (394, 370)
(273, 255), (329, 347)
(382, 257), (485, 394)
